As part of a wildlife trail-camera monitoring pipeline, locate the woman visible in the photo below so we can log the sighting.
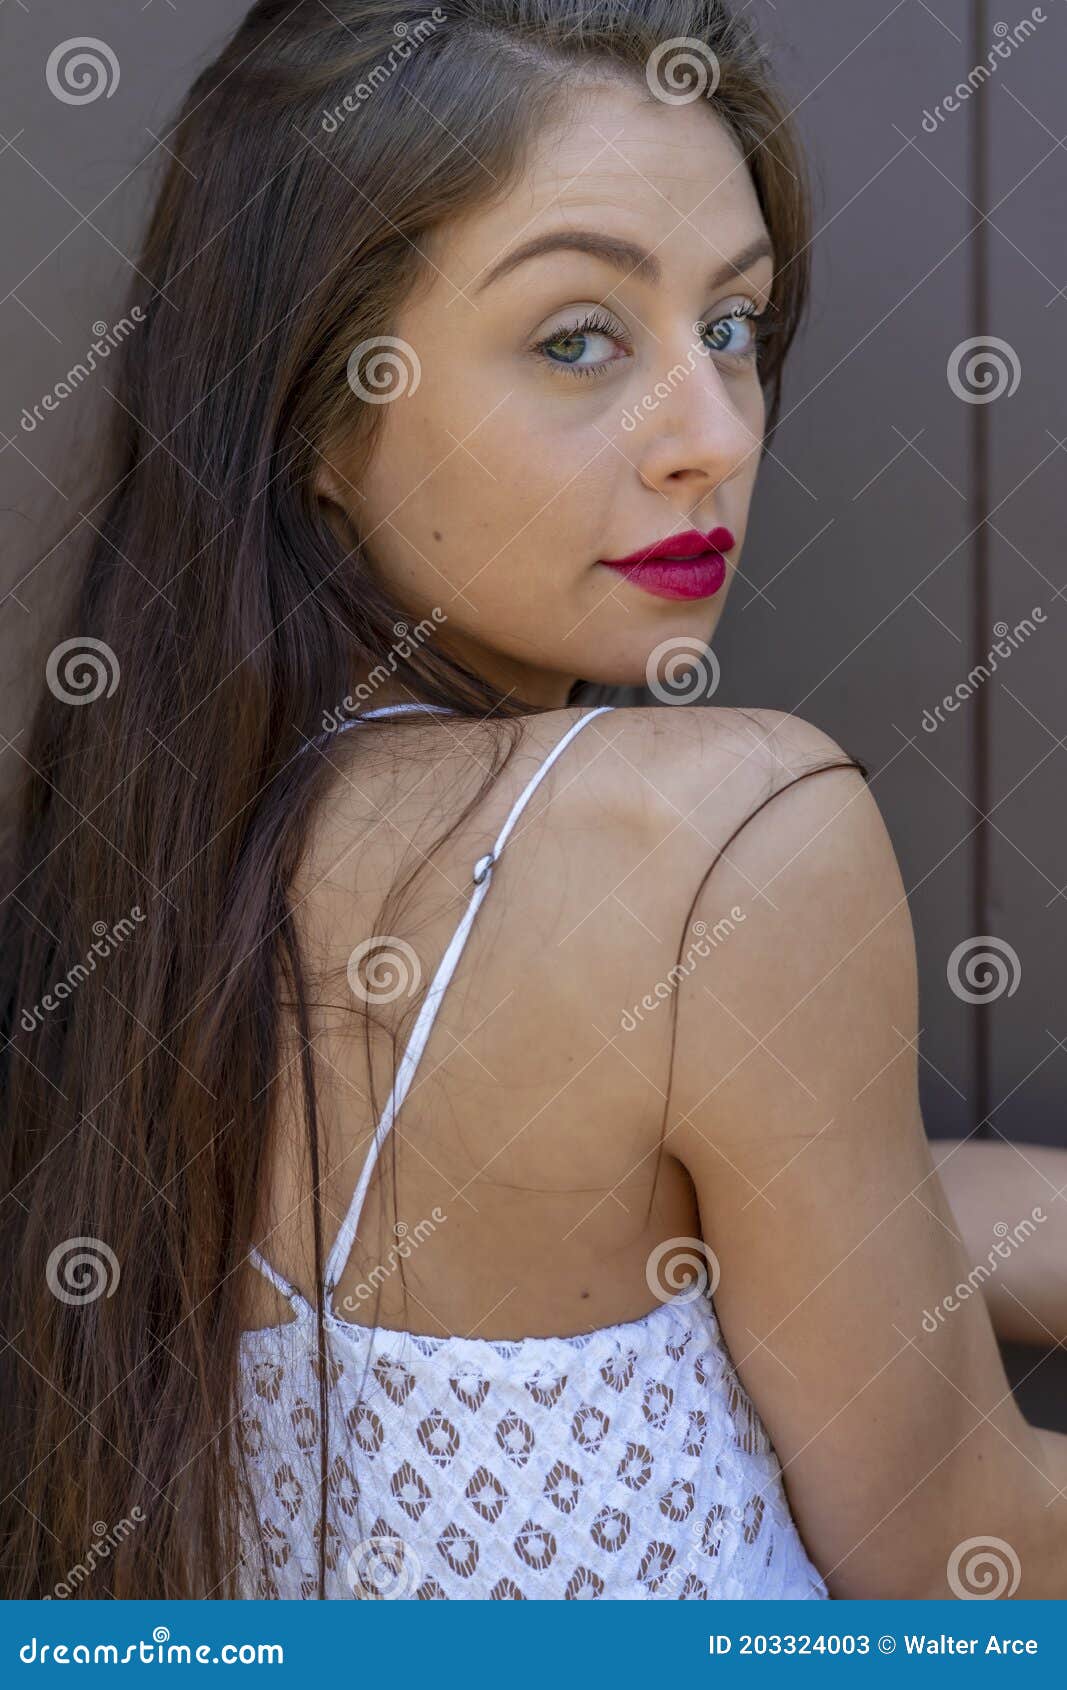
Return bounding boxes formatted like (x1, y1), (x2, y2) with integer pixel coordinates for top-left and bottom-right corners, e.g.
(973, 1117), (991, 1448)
(2, 0), (1065, 1601)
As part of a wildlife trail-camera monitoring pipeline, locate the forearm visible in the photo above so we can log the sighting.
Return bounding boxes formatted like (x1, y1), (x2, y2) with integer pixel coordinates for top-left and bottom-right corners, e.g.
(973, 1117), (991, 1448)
(930, 1136), (1067, 1347)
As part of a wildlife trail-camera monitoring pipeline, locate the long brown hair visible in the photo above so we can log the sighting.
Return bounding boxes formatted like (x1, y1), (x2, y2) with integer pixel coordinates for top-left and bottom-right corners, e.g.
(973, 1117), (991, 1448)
(0, 0), (863, 1598)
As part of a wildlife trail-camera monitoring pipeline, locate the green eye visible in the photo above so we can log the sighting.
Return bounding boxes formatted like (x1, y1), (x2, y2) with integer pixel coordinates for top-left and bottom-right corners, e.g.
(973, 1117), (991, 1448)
(531, 300), (775, 383)
(533, 309), (626, 381)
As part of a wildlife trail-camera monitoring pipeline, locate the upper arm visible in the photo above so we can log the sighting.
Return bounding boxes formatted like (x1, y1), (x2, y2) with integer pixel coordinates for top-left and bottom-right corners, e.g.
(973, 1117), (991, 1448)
(661, 709), (1064, 1599)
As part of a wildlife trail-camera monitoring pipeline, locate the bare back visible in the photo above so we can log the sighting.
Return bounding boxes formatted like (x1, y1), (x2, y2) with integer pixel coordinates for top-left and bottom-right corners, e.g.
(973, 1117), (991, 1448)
(244, 703), (797, 1341)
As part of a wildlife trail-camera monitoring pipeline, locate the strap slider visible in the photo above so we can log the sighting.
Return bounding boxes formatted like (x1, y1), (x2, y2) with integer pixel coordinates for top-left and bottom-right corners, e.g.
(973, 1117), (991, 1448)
(472, 851), (495, 886)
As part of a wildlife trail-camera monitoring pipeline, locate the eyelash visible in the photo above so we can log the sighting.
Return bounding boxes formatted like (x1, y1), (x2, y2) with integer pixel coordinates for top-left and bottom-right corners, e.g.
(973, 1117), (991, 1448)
(530, 300), (776, 382)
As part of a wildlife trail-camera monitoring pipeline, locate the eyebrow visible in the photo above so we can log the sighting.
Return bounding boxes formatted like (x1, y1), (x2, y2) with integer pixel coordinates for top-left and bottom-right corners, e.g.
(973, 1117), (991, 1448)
(474, 229), (775, 296)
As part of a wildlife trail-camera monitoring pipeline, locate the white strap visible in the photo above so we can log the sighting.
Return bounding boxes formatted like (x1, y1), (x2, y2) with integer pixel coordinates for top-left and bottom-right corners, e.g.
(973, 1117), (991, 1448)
(322, 704), (615, 1296)
(247, 1244), (314, 1319)
(318, 700), (457, 748)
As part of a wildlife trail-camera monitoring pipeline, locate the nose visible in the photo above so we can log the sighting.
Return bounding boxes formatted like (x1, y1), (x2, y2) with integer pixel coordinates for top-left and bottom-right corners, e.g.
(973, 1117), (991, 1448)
(630, 341), (763, 496)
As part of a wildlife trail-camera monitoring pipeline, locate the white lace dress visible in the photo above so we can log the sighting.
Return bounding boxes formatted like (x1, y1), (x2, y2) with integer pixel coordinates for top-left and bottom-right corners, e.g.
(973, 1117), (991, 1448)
(236, 1288), (828, 1600)
(238, 704), (829, 1601)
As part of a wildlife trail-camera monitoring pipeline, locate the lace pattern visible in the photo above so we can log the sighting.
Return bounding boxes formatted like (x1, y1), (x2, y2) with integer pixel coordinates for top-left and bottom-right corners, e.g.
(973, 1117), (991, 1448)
(235, 1290), (828, 1600)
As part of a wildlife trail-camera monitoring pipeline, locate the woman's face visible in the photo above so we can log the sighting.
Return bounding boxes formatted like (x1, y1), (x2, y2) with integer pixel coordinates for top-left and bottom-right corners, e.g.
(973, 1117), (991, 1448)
(325, 79), (774, 707)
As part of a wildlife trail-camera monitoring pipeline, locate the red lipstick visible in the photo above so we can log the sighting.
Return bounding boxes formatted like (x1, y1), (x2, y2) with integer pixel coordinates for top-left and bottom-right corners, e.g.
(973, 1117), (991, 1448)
(598, 526), (735, 602)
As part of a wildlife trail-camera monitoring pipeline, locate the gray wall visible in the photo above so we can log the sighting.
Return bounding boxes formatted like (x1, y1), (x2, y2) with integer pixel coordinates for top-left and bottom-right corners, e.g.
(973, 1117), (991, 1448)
(2, 3), (1064, 1416)
(736, 0), (1067, 1423)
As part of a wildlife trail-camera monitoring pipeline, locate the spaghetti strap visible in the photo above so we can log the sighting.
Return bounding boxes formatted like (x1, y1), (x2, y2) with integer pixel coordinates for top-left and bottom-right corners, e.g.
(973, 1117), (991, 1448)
(248, 702), (616, 1312)
(321, 703), (614, 1299)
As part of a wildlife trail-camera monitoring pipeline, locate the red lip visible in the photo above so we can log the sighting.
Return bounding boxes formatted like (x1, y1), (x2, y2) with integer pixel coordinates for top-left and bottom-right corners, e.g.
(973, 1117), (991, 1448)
(599, 526), (735, 568)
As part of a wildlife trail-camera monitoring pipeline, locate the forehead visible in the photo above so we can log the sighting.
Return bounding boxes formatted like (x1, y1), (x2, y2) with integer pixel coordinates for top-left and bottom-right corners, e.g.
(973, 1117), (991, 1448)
(433, 79), (769, 294)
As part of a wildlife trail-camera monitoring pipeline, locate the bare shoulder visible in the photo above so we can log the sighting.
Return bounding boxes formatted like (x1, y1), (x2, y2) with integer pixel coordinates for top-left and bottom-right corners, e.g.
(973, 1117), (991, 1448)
(541, 702), (871, 878)
(600, 712), (1052, 1598)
